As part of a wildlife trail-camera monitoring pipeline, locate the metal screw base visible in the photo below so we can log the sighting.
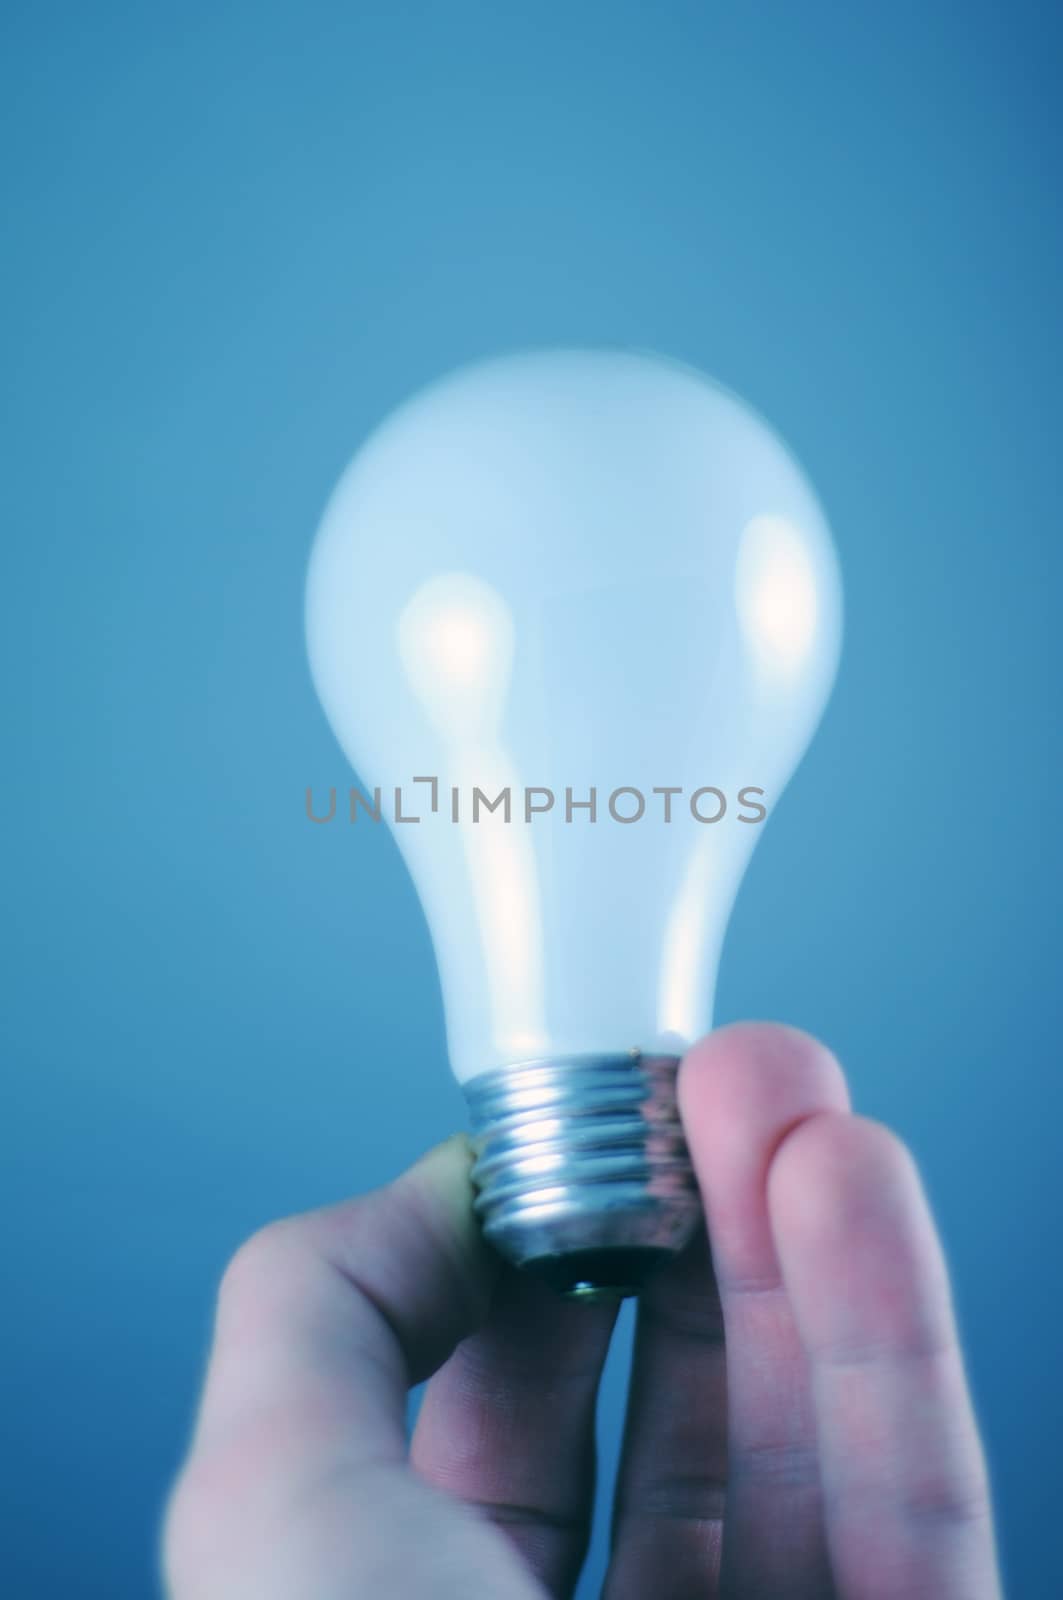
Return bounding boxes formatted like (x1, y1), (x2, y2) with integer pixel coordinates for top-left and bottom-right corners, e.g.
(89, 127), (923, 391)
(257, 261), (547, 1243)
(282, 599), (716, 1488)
(463, 1052), (701, 1299)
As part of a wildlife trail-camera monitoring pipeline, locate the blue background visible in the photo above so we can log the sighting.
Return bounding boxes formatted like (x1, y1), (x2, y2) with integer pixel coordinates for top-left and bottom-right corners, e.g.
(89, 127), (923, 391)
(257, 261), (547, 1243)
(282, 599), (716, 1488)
(4, 3), (1059, 1594)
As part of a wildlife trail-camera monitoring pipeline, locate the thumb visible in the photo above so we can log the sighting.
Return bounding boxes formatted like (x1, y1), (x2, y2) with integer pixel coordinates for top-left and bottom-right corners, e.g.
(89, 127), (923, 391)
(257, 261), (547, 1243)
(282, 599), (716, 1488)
(165, 1137), (546, 1600)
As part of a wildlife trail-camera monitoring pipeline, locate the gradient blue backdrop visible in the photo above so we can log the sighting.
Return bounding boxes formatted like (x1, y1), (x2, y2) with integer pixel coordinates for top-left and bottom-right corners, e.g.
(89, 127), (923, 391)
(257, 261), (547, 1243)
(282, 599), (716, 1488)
(3, 4), (1059, 1595)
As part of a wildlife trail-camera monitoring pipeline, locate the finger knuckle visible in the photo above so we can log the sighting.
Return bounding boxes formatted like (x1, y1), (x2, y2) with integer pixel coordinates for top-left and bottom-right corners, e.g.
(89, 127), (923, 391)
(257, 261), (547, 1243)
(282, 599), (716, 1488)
(847, 1115), (918, 1187)
(217, 1219), (302, 1311)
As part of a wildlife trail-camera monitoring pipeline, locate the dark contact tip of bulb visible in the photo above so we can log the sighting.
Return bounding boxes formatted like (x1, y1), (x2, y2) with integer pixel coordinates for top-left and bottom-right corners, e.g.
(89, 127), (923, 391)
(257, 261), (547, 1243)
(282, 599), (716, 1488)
(526, 1246), (678, 1302)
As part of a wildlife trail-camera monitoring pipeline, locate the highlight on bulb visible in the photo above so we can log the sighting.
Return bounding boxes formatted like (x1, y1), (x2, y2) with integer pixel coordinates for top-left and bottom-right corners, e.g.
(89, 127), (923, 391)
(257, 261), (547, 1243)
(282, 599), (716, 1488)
(397, 572), (515, 744)
(735, 513), (822, 679)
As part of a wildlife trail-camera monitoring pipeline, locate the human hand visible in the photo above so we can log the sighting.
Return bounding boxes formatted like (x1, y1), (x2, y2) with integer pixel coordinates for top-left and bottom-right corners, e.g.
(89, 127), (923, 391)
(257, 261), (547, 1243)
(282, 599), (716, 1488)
(164, 1024), (1001, 1598)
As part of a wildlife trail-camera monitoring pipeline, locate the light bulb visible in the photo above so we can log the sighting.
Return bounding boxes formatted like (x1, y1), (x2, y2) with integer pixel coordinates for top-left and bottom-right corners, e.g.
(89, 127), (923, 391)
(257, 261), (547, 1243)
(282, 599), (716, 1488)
(306, 350), (841, 1298)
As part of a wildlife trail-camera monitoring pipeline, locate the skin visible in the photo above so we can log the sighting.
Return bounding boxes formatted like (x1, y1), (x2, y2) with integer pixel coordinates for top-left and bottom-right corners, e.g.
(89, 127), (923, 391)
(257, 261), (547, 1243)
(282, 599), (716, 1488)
(164, 1024), (1002, 1598)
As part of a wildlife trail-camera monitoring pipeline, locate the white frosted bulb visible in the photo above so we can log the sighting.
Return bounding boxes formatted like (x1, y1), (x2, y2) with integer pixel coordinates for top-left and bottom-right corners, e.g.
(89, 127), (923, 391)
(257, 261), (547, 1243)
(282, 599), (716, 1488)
(306, 350), (841, 1297)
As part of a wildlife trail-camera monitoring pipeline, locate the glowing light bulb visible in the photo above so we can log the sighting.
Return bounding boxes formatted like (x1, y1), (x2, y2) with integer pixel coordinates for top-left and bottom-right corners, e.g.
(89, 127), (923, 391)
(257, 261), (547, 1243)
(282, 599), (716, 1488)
(306, 350), (841, 1297)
